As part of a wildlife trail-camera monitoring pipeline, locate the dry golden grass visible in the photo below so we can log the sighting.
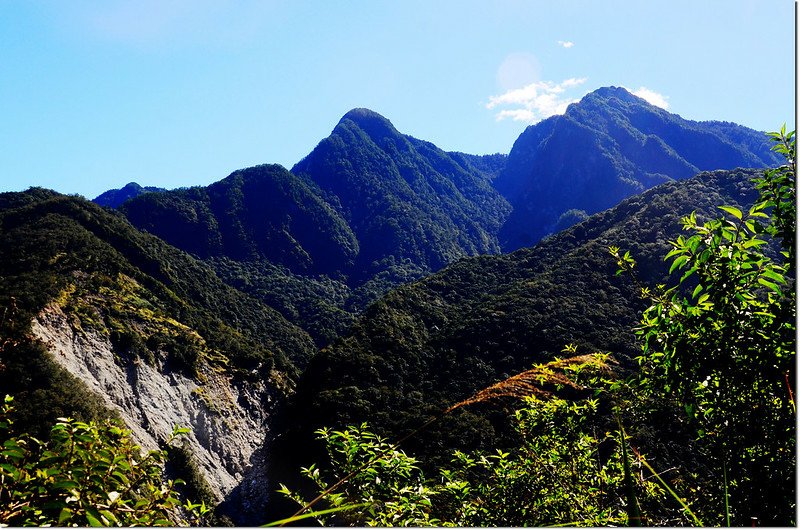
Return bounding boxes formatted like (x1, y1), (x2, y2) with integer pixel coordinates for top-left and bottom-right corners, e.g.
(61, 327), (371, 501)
(446, 353), (616, 412)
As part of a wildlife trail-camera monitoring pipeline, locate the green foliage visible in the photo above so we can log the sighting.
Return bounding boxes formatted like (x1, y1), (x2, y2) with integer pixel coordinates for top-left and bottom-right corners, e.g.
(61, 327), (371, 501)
(0, 337), (115, 440)
(281, 425), (440, 527)
(0, 396), (209, 527)
(442, 396), (642, 527)
(279, 355), (684, 526)
(612, 128), (796, 525)
(278, 129), (794, 526)
(276, 167), (763, 489)
(208, 256), (357, 349)
(757, 126), (796, 260)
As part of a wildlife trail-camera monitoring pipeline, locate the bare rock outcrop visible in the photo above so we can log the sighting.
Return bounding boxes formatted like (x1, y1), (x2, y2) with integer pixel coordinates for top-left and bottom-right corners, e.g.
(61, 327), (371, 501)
(30, 302), (276, 508)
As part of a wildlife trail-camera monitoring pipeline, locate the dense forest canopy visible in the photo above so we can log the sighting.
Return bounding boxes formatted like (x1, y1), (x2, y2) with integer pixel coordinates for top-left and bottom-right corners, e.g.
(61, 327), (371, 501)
(276, 129), (795, 527)
(0, 86), (792, 526)
(271, 167), (768, 487)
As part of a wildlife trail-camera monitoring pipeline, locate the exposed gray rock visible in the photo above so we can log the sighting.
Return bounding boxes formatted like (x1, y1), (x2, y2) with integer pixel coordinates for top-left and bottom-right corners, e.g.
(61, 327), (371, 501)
(30, 302), (275, 506)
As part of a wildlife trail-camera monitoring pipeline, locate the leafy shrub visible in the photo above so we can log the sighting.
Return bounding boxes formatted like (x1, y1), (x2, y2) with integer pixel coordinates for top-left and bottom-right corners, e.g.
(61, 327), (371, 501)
(612, 127), (796, 525)
(278, 354), (676, 526)
(279, 129), (795, 526)
(0, 396), (208, 527)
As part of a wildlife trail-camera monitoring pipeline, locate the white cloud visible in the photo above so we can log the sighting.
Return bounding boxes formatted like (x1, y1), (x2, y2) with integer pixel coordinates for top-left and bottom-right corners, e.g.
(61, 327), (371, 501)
(487, 78), (588, 123)
(557, 40), (575, 48)
(630, 87), (670, 109)
(495, 109), (537, 122)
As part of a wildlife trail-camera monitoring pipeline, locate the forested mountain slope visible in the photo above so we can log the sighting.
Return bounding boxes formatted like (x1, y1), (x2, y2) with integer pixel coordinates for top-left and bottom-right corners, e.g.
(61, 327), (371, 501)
(292, 108), (511, 280)
(0, 189), (317, 521)
(111, 93), (775, 349)
(121, 112), (511, 285)
(120, 165), (358, 276)
(119, 116), (510, 346)
(273, 167), (764, 486)
(497, 86), (780, 249)
(0, 189), (314, 373)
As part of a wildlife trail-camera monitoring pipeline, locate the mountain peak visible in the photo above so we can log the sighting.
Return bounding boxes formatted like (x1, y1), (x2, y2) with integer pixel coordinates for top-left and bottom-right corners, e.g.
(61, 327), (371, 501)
(497, 85), (780, 250)
(590, 85), (635, 99)
(339, 107), (387, 123)
(93, 182), (165, 208)
(337, 108), (400, 140)
(579, 86), (644, 107)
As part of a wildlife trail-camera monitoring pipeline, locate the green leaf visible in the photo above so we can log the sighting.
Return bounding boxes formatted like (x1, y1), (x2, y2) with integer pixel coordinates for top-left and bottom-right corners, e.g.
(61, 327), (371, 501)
(758, 278), (782, 293)
(669, 256), (689, 274)
(53, 480), (81, 490)
(84, 508), (104, 527)
(99, 509), (119, 525)
(719, 205), (743, 220)
(761, 269), (787, 284)
(664, 248), (683, 259)
(58, 507), (73, 525)
(1, 449), (25, 459)
(691, 284), (703, 299)
(172, 426), (191, 436)
(680, 266), (697, 284)
(742, 238), (767, 249)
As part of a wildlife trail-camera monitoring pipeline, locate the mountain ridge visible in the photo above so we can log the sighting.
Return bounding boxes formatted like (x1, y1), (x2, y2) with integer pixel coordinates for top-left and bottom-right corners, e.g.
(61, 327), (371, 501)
(94, 182), (166, 208)
(273, 166), (767, 495)
(496, 86), (779, 249)
(2, 87), (789, 523)
(108, 88), (778, 349)
(118, 110), (513, 344)
(106, 87), (778, 268)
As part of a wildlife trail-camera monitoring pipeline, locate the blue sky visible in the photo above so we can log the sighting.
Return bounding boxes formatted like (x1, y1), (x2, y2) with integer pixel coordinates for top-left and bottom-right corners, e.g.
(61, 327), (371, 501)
(1, 0), (795, 199)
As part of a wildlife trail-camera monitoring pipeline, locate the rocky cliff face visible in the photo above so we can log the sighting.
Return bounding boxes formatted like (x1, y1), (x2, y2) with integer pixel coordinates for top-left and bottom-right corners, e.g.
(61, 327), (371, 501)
(30, 302), (276, 515)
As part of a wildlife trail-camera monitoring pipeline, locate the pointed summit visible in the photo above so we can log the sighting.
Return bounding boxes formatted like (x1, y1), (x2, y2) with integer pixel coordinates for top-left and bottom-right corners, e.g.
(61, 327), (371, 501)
(292, 107), (510, 281)
(497, 85), (781, 250)
(336, 108), (400, 143)
(338, 107), (388, 124)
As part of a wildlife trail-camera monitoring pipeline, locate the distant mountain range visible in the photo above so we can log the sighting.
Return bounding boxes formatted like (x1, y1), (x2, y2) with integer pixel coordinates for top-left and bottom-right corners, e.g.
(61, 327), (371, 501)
(495, 86), (780, 249)
(0, 86), (782, 523)
(117, 108), (512, 283)
(93, 182), (166, 208)
(94, 87), (776, 346)
(111, 110), (513, 344)
(99, 88), (778, 261)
